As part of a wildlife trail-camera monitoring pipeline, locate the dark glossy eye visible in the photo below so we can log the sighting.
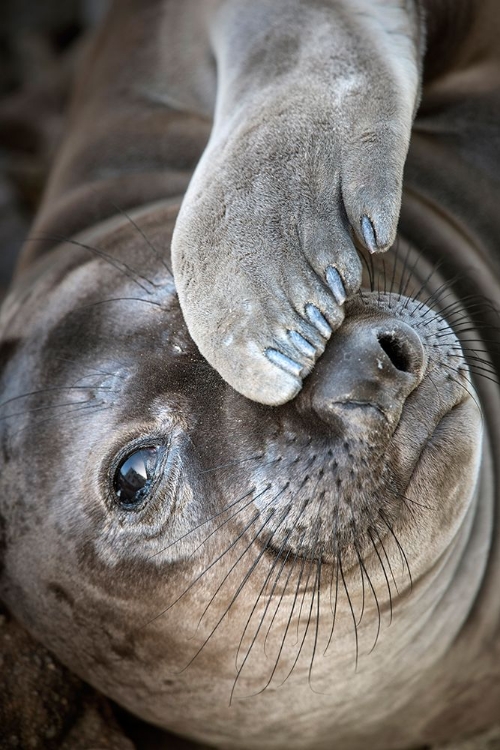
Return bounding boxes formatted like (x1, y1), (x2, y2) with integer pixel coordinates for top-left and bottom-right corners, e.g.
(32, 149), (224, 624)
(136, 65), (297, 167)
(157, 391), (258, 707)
(113, 446), (161, 509)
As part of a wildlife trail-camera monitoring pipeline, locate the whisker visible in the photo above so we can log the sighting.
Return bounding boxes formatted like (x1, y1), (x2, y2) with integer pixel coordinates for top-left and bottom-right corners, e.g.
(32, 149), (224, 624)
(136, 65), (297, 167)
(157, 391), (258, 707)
(0, 386), (115, 412)
(352, 526), (366, 628)
(373, 525), (399, 596)
(181, 508), (287, 682)
(263, 532), (306, 656)
(410, 267), (461, 314)
(8, 402), (110, 442)
(324, 499), (341, 655)
(307, 557), (324, 694)
(148, 486), (265, 559)
(234, 527), (295, 672)
(142, 500), (275, 626)
(388, 242), (399, 302)
(437, 363), (485, 409)
(339, 553), (359, 671)
(100, 196), (173, 276)
(360, 251), (375, 291)
(378, 511), (413, 589)
(195, 489), (290, 633)
(232, 476), (325, 691)
(185, 485), (280, 562)
(400, 245), (424, 301)
(352, 521), (381, 653)
(28, 234), (154, 293)
(52, 356), (128, 379)
(368, 527), (393, 625)
(395, 489), (435, 512)
(0, 398), (106, 422)
(277, 524), (324, 687)
(235, 494), (313, 672)
(74, 297), (164, 312)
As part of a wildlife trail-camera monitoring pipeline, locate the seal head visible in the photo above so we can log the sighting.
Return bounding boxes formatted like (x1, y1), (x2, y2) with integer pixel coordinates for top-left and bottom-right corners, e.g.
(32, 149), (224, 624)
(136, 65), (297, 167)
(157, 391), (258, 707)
(0, 210), (484, 748)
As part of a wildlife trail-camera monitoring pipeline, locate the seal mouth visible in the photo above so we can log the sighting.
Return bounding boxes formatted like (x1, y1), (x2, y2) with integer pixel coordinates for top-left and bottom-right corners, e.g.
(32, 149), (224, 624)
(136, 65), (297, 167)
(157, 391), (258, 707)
(328, 400), (388, 421)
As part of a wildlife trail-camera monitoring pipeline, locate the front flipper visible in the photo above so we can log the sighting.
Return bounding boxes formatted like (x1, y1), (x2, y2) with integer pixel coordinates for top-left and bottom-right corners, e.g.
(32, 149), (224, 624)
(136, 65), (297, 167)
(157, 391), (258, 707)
(172, 0), (423, 405)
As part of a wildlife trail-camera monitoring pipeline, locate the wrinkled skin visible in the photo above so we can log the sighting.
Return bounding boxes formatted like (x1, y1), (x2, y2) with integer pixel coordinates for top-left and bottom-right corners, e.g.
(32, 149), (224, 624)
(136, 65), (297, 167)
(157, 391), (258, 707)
(2, 0), (500, 749)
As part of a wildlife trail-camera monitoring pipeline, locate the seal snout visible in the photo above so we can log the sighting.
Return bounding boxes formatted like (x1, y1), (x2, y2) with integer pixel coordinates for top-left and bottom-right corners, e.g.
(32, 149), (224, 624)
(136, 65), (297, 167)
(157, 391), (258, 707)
(304, 316), (426, 429)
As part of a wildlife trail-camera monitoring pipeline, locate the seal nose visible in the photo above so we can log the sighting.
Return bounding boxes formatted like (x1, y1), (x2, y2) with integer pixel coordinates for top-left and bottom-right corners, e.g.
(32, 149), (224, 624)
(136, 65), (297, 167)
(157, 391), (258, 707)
(304, 317), (426, 428)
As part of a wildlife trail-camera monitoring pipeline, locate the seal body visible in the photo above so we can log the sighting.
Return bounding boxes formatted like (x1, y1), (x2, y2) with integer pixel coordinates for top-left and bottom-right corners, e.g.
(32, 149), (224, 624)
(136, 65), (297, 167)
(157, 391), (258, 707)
(1, 1), (500, 749)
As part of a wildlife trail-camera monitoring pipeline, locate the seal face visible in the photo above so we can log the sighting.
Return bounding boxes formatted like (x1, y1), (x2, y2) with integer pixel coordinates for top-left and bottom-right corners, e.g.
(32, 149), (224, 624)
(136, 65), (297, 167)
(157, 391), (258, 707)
(0, 212), (485, 747)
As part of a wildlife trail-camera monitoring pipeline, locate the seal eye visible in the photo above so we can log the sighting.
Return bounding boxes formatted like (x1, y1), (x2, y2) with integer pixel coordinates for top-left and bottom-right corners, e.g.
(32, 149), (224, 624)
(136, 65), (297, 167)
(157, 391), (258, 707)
(113, 447), (160, 509)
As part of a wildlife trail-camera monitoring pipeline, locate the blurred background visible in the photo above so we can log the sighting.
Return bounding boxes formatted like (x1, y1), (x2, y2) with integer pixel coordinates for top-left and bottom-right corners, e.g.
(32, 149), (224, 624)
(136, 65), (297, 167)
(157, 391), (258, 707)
(0, 0), (109, 296)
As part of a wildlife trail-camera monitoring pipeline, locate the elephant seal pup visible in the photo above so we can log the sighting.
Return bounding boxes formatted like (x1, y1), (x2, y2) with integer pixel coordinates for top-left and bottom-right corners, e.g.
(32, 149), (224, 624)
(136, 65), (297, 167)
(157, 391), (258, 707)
(0, 204), (493, 750)
(2, 0), (500, 749)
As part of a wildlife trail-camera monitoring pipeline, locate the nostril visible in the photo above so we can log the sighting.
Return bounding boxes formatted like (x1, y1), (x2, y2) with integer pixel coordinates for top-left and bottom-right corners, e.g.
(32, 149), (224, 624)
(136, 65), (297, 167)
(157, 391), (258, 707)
(377, 332), (413, 373)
